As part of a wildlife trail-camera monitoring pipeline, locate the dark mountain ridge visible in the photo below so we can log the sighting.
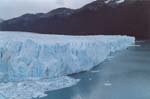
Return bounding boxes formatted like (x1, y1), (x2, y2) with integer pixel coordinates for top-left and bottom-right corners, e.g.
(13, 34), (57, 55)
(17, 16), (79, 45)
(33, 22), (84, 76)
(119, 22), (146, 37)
(0, 0), (149, 39)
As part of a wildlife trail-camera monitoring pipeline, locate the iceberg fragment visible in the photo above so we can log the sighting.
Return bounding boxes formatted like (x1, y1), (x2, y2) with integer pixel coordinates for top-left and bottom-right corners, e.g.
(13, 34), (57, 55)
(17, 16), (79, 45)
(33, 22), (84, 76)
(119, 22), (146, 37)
(0, 76), (79, 99)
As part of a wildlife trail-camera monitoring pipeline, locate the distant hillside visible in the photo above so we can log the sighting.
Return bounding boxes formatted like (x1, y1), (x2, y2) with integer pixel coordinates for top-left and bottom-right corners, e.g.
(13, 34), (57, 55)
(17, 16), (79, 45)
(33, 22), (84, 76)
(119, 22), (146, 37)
(0, 18), (3, 23)
(0, 0), (149, 39)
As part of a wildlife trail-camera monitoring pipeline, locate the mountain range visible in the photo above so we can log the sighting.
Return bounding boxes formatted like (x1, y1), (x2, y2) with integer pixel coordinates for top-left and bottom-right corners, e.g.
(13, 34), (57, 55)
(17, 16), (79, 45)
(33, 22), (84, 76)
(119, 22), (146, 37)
(0, 0), (149, 39)
(0, 18), (3, 23)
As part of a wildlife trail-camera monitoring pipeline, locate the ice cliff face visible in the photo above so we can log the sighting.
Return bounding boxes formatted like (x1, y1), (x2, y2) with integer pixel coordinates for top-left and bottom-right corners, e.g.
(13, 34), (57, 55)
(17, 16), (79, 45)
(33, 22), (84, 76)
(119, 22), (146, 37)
(0, 31), (135, 81)
(0, 31), (135, 99)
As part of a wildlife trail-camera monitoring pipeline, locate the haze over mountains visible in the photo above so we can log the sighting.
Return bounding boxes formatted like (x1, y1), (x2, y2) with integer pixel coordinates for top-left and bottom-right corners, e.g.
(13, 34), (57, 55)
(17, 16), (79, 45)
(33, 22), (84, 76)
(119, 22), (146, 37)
(0, 18), (3, 23)
(0, 0), (149, 39)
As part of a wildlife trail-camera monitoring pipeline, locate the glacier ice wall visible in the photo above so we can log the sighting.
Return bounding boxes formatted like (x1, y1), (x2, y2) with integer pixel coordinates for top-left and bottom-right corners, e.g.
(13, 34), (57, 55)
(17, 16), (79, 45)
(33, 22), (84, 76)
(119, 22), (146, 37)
(0, 32), (135, 81)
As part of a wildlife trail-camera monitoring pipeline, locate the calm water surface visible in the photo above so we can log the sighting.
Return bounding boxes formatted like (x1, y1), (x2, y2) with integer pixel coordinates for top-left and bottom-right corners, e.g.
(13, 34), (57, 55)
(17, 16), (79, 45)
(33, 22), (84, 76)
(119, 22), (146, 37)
(38, 41), (150, 99)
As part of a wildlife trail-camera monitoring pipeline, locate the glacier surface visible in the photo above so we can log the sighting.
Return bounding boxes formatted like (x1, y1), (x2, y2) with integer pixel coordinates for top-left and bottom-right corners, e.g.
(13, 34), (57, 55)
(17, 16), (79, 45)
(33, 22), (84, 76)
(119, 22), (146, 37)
(0, 31), (135, 99)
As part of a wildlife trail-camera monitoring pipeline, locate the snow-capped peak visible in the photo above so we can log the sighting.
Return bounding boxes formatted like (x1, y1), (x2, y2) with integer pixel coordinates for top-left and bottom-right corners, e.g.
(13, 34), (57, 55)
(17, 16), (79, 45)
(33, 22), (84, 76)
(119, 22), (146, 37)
(104, 0), (113, 4)
(104, 0), (125, 4)
(115, 0), (125, 4)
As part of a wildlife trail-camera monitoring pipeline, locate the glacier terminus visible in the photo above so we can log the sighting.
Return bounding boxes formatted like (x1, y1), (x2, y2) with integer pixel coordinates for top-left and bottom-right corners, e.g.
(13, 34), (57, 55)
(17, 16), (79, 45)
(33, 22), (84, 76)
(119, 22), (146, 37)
(0, 31), (135, 99)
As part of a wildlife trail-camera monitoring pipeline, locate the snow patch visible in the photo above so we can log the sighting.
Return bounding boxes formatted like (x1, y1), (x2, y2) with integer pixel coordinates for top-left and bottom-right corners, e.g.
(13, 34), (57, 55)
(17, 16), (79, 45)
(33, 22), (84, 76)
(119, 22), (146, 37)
(104, 0), (112, 4)
(104, 0), (125, 4)
(115, 0), (125, 4)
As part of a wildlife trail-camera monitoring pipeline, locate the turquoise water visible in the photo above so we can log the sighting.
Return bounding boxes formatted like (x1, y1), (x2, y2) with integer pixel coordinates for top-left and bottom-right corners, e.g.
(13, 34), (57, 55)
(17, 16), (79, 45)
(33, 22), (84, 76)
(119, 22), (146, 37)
(37, 41), (150, 99)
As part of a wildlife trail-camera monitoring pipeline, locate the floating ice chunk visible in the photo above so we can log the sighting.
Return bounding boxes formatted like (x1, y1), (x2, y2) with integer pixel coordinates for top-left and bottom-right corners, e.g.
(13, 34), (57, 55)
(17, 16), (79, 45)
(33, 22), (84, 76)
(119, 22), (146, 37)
(0, 76), (79, 99)
(104, 81), (112, 86)
(90, 70), (100, 73)
(89, 78), (92, 81)
(72, 94), (83, 99)
(129, 44), (141, 47)
(136, 41), (144, 43)
(107, 55), (114, 60)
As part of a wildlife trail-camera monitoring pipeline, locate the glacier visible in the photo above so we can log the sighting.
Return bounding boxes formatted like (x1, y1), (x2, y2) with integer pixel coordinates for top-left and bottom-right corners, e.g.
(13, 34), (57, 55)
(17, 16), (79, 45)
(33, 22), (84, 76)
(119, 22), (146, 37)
(0, 31), (135, 99)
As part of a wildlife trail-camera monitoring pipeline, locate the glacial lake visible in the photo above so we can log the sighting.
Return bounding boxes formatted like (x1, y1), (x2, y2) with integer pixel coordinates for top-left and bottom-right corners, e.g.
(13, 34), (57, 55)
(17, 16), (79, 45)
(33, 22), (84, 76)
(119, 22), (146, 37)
(37, 40), (150, 99)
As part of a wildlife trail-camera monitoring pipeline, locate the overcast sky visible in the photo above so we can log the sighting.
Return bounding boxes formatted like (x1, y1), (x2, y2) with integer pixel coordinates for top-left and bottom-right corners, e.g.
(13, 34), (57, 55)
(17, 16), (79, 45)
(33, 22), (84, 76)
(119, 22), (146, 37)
(0, 0), (95, 20)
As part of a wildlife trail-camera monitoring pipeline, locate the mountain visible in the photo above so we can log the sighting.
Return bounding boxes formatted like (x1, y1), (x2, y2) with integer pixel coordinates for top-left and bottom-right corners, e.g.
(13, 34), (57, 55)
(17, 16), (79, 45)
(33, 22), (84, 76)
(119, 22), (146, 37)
(0, 18), (3, 23)
(0, 0), (149, 39)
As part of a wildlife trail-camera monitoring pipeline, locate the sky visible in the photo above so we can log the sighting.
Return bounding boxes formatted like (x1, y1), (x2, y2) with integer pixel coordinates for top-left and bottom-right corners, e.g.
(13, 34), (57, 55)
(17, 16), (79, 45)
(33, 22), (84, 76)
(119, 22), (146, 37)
(0, 0), (95, 20)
